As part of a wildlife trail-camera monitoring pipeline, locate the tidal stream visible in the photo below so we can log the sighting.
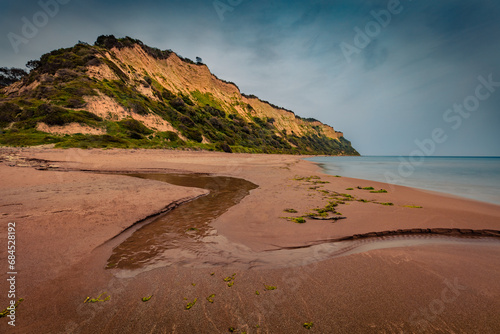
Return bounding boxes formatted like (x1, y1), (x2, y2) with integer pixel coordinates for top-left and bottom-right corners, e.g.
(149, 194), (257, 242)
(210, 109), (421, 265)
(107, 173), (500, 276)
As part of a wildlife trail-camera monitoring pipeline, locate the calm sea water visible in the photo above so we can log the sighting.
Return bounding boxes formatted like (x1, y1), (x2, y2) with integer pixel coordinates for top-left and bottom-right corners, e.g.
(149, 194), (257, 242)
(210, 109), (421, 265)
(306, 156), (500, 206)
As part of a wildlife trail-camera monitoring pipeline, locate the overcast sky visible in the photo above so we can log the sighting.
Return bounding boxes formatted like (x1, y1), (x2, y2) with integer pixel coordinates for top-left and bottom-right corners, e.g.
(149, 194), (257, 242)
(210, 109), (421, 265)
(1, 0), (499, 156)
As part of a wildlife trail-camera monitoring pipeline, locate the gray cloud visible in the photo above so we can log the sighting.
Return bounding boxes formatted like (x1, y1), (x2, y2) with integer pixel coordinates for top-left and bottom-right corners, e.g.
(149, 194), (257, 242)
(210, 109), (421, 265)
(1, 0), (499, 156)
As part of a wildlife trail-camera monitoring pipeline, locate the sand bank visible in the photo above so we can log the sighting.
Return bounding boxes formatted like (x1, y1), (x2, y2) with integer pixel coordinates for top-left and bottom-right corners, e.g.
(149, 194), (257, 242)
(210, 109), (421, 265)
(0, 147), (499, 333)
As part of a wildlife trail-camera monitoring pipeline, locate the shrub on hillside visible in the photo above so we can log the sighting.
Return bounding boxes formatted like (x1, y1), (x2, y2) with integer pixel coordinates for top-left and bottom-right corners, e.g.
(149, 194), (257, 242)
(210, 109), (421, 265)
(0, 103), (21, 127)
(129, 102), (149, 115)
(216, 141), (232, 153)
(118, 118), (152, 135)
(208, 117), (223, 130)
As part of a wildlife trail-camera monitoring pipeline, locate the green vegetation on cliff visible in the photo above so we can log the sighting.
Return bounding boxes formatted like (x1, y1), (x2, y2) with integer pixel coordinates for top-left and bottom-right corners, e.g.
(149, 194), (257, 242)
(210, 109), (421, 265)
(0, 36), (359, 155)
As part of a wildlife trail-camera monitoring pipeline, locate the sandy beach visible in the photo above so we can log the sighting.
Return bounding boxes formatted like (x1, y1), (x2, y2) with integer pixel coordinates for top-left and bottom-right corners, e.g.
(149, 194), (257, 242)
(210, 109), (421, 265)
(1, 147), (499, 333)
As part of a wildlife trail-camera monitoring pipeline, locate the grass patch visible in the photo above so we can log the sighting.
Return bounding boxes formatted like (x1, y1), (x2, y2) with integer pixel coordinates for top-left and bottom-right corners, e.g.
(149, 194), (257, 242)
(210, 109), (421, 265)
(190, 90), (224, 110)
(403, 205), (423, 208)
(303, 322), (314, 329)
(206, 294), (215, 303)
(264, 284), (277, 290)
(84, 293), (110, 303)
(345, 188), (354, 190)
(142, 295), (152, 302)
(306, 212), (328, 217)
(185, 298), (197, 310)
(379, 202), (394, 206)
(55, 134), (131, 149)
(0, 129), (63, 146)
(370, 189), (388, 193)
(293, 175), (321, 181)
(0, 298), (23, 318)
(292, 217), (306, 224)
(224, 273), (237, 286)
(284, 208), (298, 213)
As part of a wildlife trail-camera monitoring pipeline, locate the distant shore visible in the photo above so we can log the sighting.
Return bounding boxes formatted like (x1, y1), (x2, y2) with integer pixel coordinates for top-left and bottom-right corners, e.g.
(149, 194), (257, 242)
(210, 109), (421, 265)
(308, 155), (500, 206)
(1, 147), (499, 333)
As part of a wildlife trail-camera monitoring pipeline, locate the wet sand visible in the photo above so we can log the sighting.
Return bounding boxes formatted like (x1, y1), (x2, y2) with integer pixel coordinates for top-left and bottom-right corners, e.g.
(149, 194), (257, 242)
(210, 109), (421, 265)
(0, 147), (499, 333)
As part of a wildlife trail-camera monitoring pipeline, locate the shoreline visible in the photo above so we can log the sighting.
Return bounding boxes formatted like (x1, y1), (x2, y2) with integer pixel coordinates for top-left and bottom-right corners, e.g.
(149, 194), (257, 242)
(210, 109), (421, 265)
(1, 147), (500, 333)
(308, 156), (500, 206)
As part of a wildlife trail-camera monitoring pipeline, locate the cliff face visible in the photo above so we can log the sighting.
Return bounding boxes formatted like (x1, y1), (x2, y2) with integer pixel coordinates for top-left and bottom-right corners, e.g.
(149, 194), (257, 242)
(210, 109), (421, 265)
(0, 35), (359, 155)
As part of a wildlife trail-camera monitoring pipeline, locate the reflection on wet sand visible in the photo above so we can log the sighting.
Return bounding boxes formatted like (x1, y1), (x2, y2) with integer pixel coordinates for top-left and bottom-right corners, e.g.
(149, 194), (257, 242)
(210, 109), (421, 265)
(108, 174), (500, 277)
(107, 173), (258, 270)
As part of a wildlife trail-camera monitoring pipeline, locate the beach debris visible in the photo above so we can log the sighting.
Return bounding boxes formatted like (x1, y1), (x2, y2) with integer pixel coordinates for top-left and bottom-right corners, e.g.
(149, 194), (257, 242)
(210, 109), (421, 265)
(303, 322), (314, 329)
(378, 202), (394, 206)
(106, 262), (117, 269)
(223, 273), (236, 282)
(370, 189), (388, 193)
(192, 283), (196, 286)
(255, 290), (260, 295)
(0, 298), (24, 318)
(185, 298), (197, 310)
(306, 211), (328, 218)
(291, 217), (306, 224)
(284, 208), (298, 213)
(142, 295), (153, 302)
(308, 216), (346, 221)
(210, 272), (215, 276)
(264, 284), (277, 291)
(224, 273), (237, 287)
(85, 293), (110, 303)
(403, 205), (423, 208)
(206, 294), (216, 303)
(346, 187), (354, 190)
(293, 175), (321, 181)
(280, 216), (307, 223)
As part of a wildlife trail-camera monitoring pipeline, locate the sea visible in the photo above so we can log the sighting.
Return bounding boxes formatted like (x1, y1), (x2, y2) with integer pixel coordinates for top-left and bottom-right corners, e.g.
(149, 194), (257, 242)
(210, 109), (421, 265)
(306, 156), (500, 206)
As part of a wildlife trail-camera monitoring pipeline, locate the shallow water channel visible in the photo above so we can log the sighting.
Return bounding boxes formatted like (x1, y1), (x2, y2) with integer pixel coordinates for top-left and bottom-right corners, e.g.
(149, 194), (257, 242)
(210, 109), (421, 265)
(107, 173), (258, 270)
(107, 173), (500, 276)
